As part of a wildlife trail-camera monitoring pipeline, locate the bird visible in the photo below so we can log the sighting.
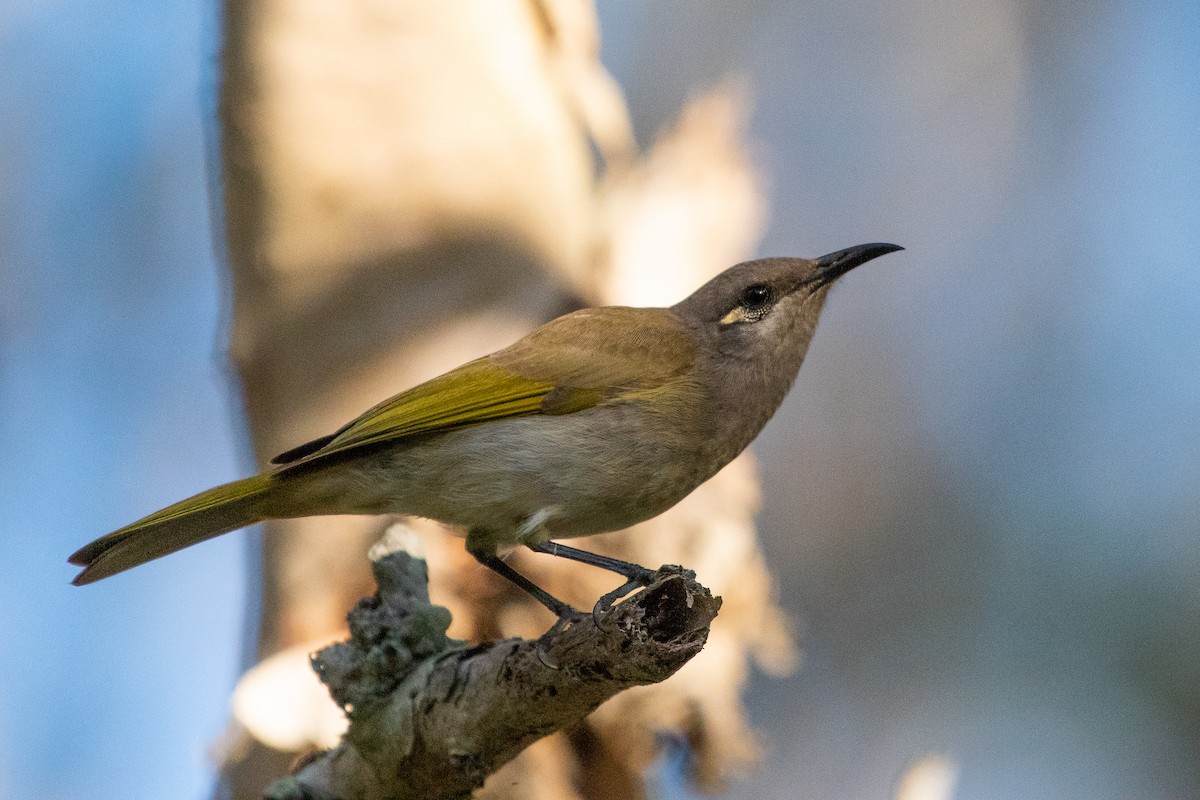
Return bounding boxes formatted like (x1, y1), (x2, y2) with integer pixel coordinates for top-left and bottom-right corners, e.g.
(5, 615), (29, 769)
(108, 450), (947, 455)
(69, 242), (902, 619)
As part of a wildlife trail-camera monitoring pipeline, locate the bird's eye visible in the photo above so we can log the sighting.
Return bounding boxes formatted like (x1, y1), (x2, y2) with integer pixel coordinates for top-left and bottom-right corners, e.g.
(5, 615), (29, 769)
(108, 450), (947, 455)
(741, 284), (773, 310)
(720, 283), (777, 325)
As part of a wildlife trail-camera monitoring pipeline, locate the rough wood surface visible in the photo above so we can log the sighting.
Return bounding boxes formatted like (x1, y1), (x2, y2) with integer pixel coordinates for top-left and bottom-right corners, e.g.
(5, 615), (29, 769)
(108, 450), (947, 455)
(264, 536), (720, 800)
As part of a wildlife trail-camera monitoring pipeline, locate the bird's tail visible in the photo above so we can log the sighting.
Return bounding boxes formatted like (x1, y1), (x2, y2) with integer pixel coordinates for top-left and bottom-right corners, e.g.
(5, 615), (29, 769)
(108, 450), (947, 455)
(69, 474), (277, 585)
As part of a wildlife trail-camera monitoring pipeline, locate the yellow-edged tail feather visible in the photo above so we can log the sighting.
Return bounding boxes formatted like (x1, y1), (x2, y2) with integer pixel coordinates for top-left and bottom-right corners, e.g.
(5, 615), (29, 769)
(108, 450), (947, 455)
(70, 474), (275, 585)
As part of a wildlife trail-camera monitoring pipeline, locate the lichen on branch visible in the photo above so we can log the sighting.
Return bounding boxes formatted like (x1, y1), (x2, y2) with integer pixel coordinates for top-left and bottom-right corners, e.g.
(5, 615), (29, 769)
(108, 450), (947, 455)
(265, 536), (721, 800)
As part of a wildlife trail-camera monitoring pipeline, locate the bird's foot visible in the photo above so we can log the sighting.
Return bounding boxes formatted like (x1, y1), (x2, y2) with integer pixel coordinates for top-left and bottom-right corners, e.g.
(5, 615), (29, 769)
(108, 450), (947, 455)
(592, 566), (659, 626)
(546, 606), (590, 635)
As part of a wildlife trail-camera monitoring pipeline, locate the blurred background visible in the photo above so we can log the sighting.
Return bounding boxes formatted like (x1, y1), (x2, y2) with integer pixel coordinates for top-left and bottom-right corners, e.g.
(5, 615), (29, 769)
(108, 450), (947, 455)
(2, 1), (1199, 799)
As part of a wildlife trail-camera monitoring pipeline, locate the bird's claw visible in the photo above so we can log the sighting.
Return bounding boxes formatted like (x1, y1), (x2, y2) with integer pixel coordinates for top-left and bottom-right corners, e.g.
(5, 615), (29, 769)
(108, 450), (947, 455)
(535, 567), (660, 666)
(547, 607), (589, 636)
(591, 567), (659, 626)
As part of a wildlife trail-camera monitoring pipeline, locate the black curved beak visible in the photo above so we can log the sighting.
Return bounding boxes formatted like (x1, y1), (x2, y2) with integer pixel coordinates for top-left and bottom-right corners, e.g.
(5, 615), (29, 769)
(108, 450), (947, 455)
(813, 242), (903, 286)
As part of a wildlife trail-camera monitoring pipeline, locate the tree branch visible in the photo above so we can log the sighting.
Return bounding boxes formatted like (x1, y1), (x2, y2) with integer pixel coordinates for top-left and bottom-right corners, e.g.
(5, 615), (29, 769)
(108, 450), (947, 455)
(264, 534), (721, 800)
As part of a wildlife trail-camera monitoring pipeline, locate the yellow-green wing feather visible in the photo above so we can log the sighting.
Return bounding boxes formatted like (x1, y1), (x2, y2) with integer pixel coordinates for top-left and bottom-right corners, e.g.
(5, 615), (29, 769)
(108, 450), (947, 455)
(289, 359), (556, 461)
(277, 307), (695, 465)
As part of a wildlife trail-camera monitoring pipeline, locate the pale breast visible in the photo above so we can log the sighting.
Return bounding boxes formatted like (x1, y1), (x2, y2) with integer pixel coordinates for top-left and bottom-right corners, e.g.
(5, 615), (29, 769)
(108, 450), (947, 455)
(363, 390), (713, 543)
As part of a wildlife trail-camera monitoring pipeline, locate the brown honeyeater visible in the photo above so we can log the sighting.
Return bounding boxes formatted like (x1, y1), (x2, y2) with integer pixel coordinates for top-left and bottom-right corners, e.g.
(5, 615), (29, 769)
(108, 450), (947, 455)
(70, 243), (903, 617)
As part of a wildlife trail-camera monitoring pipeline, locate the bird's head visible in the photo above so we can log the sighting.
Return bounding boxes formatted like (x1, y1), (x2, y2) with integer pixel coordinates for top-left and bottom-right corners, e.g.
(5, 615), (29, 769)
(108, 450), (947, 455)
(672, 243), (903, 361)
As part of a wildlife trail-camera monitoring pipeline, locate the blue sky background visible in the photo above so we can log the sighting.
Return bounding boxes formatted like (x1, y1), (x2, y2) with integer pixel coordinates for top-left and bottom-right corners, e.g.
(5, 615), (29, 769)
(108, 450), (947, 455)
(1, 3), (246, 798)
(2, 2), (1199, 799)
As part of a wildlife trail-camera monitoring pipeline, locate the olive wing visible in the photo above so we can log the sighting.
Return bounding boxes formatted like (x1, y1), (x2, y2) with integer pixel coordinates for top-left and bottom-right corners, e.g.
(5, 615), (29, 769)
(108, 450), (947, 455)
(272, 307), (695, 466)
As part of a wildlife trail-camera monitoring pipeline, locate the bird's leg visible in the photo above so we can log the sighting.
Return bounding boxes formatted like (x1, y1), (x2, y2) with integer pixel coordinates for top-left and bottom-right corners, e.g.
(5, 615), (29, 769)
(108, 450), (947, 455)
(467, 543), (584, 623)
(527, 541), (658, 621)
(528, 541), (656, 581)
